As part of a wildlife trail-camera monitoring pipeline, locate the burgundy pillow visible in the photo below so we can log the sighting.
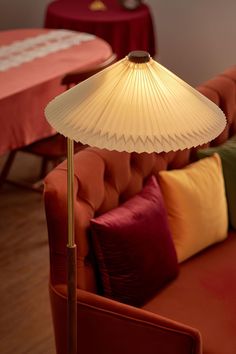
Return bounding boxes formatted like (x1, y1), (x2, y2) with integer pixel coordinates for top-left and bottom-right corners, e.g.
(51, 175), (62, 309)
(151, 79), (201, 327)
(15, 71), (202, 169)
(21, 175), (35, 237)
(90, 176), (178, 307)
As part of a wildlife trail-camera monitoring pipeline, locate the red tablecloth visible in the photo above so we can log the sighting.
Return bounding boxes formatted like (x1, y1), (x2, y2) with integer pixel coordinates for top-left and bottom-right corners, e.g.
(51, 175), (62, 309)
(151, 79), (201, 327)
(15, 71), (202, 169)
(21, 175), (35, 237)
(45, 0), (157, 59)
(0, 28), (112, 155)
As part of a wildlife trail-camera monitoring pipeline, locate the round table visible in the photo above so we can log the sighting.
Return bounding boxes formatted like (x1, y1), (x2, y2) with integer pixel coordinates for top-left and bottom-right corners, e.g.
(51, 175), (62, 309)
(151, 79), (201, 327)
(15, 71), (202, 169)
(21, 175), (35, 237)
(44, 0), (157, 60)
(0, 28), (112, 154)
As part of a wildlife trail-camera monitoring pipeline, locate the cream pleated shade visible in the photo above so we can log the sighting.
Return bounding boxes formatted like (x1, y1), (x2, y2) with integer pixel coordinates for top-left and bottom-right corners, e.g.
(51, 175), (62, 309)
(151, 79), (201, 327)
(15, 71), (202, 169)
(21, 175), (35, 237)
(45, 51), (226, 153)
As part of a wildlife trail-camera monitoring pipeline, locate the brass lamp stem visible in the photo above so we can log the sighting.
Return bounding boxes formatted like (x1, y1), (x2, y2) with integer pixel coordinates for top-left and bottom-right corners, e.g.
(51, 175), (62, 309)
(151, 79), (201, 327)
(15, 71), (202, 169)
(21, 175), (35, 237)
(67, 138), (77, 354)
(67, 138), (75, 247)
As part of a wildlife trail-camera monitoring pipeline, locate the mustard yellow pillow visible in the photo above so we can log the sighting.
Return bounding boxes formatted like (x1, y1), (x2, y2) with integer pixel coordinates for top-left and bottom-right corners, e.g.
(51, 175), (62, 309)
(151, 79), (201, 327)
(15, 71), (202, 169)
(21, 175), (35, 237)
(158, 153), (228, 263)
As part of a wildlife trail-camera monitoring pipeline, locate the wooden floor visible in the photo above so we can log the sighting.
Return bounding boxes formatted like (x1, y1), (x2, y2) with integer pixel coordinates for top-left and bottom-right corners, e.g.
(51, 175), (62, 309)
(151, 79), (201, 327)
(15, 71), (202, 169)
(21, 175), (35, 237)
(0, 152), (56, 354)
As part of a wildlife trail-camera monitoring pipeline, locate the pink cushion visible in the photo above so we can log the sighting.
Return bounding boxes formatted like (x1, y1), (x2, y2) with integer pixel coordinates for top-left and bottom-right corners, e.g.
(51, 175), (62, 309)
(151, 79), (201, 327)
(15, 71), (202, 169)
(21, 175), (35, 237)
(90, 176), (178, 307)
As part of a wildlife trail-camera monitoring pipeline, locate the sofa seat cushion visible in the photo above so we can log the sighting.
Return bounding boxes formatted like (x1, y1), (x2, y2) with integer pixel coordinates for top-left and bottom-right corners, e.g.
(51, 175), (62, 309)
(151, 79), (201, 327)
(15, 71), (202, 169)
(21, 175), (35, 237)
(143, 231), (236, 354)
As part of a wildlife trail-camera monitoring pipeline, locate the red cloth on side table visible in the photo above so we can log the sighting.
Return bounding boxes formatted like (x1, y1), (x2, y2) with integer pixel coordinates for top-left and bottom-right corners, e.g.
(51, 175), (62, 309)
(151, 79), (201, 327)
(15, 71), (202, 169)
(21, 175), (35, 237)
(44, 0), (157, 59)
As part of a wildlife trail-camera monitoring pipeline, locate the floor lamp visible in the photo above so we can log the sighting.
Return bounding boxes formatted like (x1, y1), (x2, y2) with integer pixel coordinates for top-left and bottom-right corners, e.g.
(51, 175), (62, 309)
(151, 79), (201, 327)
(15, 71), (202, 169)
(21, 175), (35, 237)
(45, 51), (226, 354)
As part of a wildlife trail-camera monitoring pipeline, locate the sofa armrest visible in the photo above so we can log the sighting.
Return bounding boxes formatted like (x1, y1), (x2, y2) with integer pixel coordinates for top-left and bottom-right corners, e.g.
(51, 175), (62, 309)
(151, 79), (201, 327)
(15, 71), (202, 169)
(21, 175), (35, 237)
(50, 284), (202, 354)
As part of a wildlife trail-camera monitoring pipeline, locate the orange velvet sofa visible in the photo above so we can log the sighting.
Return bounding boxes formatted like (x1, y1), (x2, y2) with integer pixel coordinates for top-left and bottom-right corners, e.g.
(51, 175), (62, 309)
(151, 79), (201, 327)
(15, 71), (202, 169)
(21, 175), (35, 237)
(44, 65), (236, 354)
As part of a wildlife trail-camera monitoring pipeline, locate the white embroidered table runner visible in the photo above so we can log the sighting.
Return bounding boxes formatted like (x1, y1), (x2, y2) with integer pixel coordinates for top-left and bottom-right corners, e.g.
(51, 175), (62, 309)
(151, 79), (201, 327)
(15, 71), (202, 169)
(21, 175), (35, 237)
(0, 30), (95, 72)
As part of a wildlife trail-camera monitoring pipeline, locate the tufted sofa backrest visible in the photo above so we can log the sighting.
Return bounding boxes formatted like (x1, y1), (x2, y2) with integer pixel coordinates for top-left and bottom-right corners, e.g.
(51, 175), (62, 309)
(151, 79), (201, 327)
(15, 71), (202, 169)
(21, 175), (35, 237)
(44, 66), (236, 293)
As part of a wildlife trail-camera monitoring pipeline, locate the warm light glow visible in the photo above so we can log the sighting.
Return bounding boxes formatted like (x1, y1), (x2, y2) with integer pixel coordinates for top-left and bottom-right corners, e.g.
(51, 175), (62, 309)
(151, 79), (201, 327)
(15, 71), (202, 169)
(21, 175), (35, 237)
(45, 52), (226, 153)
(89, 1), (107, 11)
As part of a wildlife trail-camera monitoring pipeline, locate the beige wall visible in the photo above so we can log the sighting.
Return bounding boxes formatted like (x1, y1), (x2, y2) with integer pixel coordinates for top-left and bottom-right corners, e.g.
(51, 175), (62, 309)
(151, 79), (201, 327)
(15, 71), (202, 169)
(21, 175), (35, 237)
(0, 0), (51, 30)
(147, 0), (236, 85)
(0, 0), (235, 86)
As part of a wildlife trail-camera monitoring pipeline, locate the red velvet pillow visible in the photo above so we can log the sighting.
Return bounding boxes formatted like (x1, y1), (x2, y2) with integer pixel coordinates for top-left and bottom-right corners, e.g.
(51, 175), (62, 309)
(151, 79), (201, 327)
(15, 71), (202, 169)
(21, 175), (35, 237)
(90, 176), (178, 307)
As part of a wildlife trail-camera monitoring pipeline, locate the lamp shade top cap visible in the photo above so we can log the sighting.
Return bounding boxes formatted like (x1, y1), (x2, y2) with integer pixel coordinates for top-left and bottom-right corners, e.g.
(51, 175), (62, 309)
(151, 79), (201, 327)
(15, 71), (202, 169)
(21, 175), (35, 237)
(127, 51), (151, 63)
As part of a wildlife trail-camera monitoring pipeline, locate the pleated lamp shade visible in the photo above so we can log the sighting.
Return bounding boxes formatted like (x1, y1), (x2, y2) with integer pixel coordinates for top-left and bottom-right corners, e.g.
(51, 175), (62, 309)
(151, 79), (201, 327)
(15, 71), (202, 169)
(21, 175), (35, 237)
(45, 51), (226, 153)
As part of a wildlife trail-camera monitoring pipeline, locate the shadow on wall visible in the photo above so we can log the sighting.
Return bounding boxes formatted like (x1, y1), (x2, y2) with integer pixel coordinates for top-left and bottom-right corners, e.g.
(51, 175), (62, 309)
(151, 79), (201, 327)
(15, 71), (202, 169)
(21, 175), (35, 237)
(0, 0), (52, 30)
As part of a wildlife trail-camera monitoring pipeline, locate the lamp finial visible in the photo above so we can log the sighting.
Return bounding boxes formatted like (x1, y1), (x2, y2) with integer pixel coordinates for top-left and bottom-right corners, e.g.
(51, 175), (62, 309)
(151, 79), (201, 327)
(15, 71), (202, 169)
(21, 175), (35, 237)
(128, 51), (151, 63)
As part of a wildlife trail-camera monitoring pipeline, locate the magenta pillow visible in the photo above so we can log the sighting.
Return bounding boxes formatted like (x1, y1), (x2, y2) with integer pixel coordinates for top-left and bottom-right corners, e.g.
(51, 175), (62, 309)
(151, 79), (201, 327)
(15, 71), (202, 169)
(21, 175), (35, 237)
(90, 176), (178, 307)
